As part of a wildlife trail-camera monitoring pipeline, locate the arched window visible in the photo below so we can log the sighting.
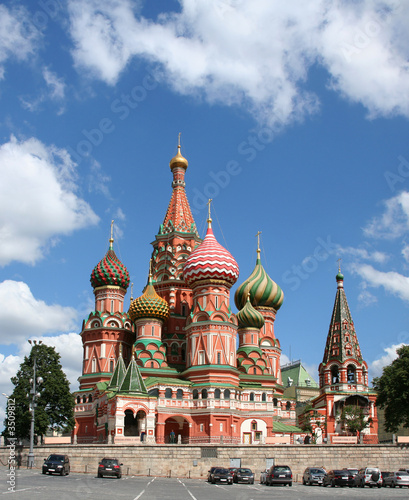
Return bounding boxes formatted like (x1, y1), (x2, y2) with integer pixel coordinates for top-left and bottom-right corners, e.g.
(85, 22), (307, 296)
(273, 398), (278, 407)
(262, 392), (267, 402)
(76, 396), (81, 404)
(217, 352), (221, 364)
(250, 392), (255, 401)
(193, 389), (199, 400)
(91, 358), (96, 373)
(181, 344), (186, 362)
(148, 388), (159, 397)
(331, 365), (340, 384)
(82, 396), (87, 403)
(171, 343), (178, 355)
(110, 359), (114, 372)
(347, 364), (356, 383)
(88, 395), (93, 403)
(253, 367), (257, 374)
(201, 389), (208, 399)
(176, 389), (183, 400)
(286, 401), (291, 411)
(214, 388), (221, 399)
(224, 389), (230, 400)
(165, 388), (172, 398)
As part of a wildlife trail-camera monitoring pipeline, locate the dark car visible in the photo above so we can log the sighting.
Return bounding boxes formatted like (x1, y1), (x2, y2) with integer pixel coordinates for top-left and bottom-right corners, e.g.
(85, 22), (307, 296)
(382, 471), (392, 486)
(233, 468), (254, 484)
(302, 467), (326, 486)
(211, 468), (233, 485)
(323, 469), (354, 488)
(97, 457), (123, 478)
(265, 465), (292, 486)
(42, 454), (70, 476)
(208, 466), (223, 482)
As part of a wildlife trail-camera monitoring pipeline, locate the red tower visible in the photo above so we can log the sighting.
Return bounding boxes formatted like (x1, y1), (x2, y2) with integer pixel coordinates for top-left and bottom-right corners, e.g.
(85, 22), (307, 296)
(308, 269), (378, 443)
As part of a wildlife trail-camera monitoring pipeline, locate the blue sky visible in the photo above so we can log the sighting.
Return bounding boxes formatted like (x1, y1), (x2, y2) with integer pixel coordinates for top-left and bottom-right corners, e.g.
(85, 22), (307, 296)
(1, 0), (409, 424)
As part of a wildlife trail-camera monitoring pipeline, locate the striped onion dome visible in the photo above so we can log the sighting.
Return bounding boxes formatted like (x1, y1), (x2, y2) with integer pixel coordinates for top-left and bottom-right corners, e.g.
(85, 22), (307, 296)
(183, 219), (239, 288)
(234, 248), (283, 310)
(237, 293), (265, 329)
(90, 237), (130, 290)
(129, 273), (169, 322)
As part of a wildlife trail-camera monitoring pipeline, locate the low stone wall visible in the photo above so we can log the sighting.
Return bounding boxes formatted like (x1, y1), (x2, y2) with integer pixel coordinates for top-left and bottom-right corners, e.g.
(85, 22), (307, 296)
(1, 444), (408, 481)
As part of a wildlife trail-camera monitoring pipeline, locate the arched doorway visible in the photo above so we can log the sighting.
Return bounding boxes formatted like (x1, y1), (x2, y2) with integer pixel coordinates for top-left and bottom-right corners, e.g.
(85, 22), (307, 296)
(124, 409), (146, 437)
(164, 416), (190, 444)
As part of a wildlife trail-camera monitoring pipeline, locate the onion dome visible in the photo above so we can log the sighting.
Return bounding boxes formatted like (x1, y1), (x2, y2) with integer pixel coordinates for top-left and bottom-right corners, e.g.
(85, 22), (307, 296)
(90, 233), (130, 290)
(169, 138), (188, 171)
(237, 293), (265, 330)
(129, 270), (169, 322)
(183, 218), (239, 288)
(234, 246), (283, 310)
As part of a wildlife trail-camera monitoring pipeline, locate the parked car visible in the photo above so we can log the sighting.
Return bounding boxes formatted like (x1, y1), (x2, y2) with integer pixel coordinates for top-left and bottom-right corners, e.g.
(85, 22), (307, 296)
(42, 454), (70, 476)
(97, 457), (123, 478)
(211, 468), (233, 485)
(265, 465), (292, 486)
(354, 467), (382, 488)
(343, 468), (359, 481)
(233, 468), (254, 484)
(381, 471), (392, 486)
(323, 469), (354, 488)
(383, 471), (409, 488)
(259, 468), (269, 484)
(208, 466), (223, 482)
(302, 467), (326, 485)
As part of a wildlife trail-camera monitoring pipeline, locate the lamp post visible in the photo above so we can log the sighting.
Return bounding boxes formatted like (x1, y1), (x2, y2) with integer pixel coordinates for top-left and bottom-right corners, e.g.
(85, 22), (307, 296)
(27, 340), (43, 468)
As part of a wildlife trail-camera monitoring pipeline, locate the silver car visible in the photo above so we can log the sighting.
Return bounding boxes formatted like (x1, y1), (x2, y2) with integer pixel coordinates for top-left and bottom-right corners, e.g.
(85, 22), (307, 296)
(383, 471), (409, 488)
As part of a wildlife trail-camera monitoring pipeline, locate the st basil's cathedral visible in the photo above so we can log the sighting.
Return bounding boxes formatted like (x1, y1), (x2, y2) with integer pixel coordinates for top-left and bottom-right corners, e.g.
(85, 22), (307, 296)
(73, 142), (378, 445)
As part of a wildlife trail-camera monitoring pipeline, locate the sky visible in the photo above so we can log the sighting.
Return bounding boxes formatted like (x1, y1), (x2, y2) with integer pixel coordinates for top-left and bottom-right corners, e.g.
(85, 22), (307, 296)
(1, 0), (409, 426)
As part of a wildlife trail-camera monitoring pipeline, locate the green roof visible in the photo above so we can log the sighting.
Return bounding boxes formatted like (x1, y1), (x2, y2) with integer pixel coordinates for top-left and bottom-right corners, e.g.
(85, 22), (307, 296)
(273, 421), (302, 432)
(281, 360), (318, 388)
(118, 357), (148, 394)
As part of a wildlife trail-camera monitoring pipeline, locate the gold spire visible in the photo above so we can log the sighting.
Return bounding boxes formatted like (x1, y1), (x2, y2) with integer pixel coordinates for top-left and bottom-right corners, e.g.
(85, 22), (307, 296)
(207, 198), (212, 228)
(109, 220), (114, 249)
(130, 282), (134, 301)
(256, 230), (261, 259)
(337, 258), (342, 273)
(169, 133), (188, 170)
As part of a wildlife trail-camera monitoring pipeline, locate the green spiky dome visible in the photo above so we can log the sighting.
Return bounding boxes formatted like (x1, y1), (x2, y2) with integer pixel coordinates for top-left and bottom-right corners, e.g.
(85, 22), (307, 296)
(234, 250), (283, 310)
(90, 239), (130, 290)
(237, 295), (265, 329)
(129, 280), (169, 322)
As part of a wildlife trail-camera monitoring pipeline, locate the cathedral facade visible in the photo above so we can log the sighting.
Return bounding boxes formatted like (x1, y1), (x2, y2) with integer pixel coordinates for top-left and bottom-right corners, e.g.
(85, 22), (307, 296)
(73, 144), (297, 445)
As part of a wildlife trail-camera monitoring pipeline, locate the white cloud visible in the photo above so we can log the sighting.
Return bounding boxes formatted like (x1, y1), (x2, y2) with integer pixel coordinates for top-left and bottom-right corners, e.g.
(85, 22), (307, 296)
(369, 342), (406, 379)
(0, 333), (83, 431)
(357, 289), (378, 307)
(364, 191), (409, 239)
(0, 4), (41, 80)
(0, 281), (78, 345)
(351, 263), (409, 302)
(0, 135), (99, 266)
(66, 0), (409, 127)
(43, 67), (66, 101)
(337, 245), (389, 264)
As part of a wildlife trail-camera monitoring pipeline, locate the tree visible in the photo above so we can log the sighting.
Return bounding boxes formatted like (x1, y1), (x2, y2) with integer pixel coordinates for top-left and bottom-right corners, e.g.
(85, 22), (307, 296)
(373, 344), (409, 433)
(299, 404), (326, 443)
(3, 343), (75, 441)
(339, 405), (372, 439)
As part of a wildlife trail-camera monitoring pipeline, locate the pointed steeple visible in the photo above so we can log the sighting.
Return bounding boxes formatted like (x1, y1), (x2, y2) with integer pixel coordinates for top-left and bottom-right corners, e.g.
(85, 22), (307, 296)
(107, 351), (126, 391)
(119, 355), (148, 394)
(160, 135), (198, 236)
(322, 269), (363, 365)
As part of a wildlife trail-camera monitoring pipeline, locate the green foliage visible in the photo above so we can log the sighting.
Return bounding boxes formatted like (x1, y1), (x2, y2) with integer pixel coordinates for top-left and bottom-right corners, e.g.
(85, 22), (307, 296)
(3, 343), (75, 440)
(340, 405), (372, 435)
(373, 344), (409, 433)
